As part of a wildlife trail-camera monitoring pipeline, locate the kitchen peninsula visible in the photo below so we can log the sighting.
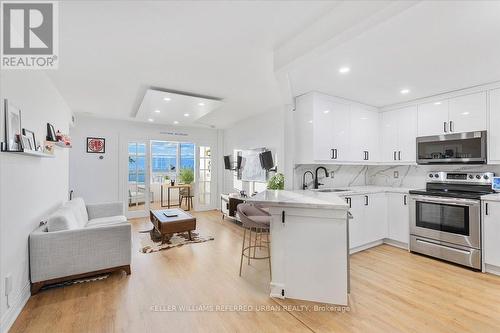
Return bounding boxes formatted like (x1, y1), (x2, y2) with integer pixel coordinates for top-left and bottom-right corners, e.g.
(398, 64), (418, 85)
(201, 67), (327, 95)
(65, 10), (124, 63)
(247, 190), (350, 305)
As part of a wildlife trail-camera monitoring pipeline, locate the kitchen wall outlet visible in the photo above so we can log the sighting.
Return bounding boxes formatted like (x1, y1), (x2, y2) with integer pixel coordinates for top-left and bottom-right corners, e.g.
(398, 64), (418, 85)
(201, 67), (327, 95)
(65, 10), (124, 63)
(394, 171), (399, 179)
(329, 171), (335, 178)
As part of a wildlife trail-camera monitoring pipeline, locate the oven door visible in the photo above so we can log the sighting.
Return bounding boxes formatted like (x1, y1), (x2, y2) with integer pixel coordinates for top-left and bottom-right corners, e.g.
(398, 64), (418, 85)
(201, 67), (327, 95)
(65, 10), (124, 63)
(409, 195), (480, 249)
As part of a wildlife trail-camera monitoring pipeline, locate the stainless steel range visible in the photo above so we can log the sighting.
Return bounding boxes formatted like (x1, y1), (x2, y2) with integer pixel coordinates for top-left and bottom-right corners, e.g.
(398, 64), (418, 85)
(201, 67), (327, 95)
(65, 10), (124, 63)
(409, 171), (495, 270)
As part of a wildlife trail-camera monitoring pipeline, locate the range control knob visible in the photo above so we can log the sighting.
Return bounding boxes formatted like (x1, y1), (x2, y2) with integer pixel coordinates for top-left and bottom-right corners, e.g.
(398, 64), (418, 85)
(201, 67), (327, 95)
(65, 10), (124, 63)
(434, 174), (439, 178)
(484, 175), (490, 180)
(469, 174), (474, 179)
(476, 175), (481, 179)
(429, 174), (434, 178)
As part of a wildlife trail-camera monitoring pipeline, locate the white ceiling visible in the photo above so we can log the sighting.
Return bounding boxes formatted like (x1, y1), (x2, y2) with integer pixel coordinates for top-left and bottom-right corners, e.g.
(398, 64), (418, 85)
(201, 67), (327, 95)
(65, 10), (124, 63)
(136, 89), (223, 127)
(288, 1), (500, 107)
(46, 1), (500, 128)
(46, 0), (338, 128)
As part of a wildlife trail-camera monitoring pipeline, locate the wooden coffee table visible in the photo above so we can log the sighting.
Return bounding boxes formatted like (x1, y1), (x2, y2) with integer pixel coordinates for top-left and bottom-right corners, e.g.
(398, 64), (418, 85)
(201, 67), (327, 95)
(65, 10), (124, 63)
(150, 208), (197, 243)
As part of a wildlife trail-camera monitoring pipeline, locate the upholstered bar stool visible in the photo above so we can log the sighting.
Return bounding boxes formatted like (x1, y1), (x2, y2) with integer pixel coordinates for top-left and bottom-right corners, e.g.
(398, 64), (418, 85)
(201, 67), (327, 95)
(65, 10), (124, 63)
(237, 203), (272, 279)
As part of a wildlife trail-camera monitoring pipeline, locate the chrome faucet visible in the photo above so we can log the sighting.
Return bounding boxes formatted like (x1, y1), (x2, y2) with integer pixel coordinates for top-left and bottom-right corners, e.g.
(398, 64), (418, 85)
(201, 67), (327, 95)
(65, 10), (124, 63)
(302, 171), (314, 190)
(314, 167), (329, 189)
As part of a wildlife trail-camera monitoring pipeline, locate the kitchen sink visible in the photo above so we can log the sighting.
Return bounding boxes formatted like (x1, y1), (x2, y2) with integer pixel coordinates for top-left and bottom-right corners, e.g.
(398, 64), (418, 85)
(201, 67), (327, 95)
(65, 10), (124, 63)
(314, 188), (350, 193)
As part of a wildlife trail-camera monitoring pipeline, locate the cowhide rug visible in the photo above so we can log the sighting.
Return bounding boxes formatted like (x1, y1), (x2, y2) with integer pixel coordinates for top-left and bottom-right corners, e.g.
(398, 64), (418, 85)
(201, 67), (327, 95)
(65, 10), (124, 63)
(139, 228), (214, 253)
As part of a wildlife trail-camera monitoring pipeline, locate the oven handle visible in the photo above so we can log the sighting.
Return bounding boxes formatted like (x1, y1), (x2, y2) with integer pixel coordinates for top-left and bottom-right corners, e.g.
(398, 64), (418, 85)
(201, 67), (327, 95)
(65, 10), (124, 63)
(416, 238), (471, 255)
(410, 195), (480, 207)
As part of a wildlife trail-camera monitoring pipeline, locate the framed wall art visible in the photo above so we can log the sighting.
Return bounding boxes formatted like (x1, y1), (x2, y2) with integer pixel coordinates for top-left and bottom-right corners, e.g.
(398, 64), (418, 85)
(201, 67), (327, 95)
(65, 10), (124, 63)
(86, 137), (105, 153)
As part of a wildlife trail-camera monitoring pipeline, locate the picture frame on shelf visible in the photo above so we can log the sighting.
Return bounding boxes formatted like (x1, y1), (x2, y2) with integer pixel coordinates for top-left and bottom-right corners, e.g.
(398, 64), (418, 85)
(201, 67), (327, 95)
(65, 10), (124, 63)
(22, 128), (37, 151)
(46, 123), (57, 141)
(86, 137), (105, 153)
(20, 134), (32, 151)
(3, 99), (22, 151)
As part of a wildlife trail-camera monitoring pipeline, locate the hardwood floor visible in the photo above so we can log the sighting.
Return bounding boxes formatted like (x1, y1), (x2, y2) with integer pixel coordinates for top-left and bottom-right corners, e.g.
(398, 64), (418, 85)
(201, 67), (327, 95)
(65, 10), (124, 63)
(10, 210), (500, 333)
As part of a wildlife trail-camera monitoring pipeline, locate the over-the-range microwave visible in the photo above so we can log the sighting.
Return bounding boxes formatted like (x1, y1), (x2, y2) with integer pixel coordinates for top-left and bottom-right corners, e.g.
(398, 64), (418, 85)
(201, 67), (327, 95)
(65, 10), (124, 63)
(416, 131), (487, 165)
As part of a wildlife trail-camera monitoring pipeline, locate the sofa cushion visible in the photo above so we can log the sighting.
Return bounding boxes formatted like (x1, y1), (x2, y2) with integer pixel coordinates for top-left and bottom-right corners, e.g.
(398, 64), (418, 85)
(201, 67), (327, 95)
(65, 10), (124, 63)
(47, 207), (80, 232)
(87, 215), (127, 227)
(65, 198), (89, 227)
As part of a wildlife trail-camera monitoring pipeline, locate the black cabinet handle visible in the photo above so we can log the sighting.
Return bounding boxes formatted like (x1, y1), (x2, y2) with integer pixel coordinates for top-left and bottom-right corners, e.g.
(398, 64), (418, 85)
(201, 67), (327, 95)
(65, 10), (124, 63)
(403, 195), (407, 205)
(364, 195), (369, 206)
(398, 151), (401, 160)
(331, 148), (337, 159)
(366, 151), (369, 161)
(331, 149), (335, 159)
(444, 121), (448, 133)
(394, 151), (397, 161)
(450, 121), (454, 132)
(346, 197), (351, 208)
(486, 202), (489, 216)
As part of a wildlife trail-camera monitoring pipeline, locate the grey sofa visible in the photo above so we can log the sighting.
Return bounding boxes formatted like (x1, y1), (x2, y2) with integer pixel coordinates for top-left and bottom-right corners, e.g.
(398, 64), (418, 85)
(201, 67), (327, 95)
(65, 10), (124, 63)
(29, 198), (131, 294)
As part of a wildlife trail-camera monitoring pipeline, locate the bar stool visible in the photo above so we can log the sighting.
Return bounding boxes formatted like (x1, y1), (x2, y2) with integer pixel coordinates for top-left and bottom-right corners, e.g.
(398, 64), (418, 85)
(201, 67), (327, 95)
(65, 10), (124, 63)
(237, 203), (271, 279)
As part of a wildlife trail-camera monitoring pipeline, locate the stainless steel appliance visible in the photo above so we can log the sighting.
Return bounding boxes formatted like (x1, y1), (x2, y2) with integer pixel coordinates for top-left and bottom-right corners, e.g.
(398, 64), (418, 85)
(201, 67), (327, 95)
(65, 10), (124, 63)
(416, 131), (487, 164)
(409, 171), (495, 269)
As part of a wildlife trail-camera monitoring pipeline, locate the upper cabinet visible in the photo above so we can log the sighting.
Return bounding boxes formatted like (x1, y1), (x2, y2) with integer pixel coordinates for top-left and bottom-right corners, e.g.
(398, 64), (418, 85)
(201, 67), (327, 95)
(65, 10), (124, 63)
(349, 106), (379, 162)
(417, 92), (487, 137)
(312, 94), (350, 161)
(380, 106), (417, 163)
(489, 89), (500, 163)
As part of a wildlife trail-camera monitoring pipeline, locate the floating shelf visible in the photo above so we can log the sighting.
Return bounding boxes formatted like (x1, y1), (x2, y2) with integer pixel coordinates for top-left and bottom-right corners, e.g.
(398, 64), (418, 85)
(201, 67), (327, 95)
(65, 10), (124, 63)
(46, 141), (72, 149)
(2, 150), (55, 158)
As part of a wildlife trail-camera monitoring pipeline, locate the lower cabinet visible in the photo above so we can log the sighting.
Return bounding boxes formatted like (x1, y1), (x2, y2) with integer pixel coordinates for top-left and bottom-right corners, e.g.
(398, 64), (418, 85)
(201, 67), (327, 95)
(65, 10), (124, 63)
(345, 193), (387, 250)
(346, 192), (409, 251)
(387, 193), (410, 245)
(483, 201), (500, 268)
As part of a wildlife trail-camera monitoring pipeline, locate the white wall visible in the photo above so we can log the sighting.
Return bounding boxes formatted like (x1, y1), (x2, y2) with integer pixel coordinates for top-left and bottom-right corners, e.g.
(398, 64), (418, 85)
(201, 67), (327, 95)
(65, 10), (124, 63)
(0, 71), (71, 332)
(69, 116), (219, 208)
(222, 108), (286, 194)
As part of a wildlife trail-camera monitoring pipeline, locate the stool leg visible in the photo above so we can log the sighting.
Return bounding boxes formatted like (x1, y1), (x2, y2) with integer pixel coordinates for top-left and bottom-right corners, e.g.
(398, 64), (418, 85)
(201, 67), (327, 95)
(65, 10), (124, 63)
(248, 228), (252, 265)
(253, 228), (258, 258)
(266, 231), (272, 280)
(239, 228), (246, 276)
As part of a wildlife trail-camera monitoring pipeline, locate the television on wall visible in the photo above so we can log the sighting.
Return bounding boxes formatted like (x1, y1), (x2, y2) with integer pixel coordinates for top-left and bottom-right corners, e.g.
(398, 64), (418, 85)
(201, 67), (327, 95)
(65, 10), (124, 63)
(259, 150), (274, 170)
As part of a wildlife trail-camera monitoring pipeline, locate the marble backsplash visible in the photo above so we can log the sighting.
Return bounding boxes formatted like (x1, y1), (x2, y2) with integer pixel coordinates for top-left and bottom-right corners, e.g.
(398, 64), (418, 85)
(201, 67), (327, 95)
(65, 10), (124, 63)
(295, 164), (500, 190)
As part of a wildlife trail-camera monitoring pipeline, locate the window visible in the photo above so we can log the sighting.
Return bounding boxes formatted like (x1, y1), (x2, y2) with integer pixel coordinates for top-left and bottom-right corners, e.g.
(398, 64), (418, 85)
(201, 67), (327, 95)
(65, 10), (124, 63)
(180, 143), (195, 171)
(128, 142), (145, 184)
(150, 141), (195, 183)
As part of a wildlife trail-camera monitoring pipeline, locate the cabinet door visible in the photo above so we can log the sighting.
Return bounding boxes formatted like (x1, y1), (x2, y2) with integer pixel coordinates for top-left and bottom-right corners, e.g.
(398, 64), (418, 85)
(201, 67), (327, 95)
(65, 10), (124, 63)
(489, 89), (500, 163)
(349, 106), (379, 162)
(313, 96), (350, 161)
(294, 94), (315, 164)
(448, 92), (487, 133)
(380, 110), (399, 162)
(397, 106), (417, 163)
(365, 193), (387, 243)
(483, 201), (500, 267)
(387, 193), (410, 244)
(417, 100), (449, 136)
(347, 196), (365, 249)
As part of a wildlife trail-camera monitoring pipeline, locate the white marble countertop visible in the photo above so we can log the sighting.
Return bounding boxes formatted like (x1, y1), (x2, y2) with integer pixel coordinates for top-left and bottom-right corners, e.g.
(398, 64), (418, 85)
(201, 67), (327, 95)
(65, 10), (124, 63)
(310, 185), (414, 196)
(481, 193), (500, 202)
(246, 190), (349, 210)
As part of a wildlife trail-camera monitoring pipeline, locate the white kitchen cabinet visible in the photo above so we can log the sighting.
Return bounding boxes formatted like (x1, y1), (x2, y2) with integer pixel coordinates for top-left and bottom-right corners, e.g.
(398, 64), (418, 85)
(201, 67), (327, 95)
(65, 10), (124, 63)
(312, 94), (350, 161)
(294, 94), (314, 164)
(448, 92), (487, 133)
(488, 89), (500, 163)
(349, 106), (379, 162)
(417, 92), (486, 137)
(345, 193), (387, 250)
(417, 100), (449, 136)
(483, 201), (500, 268)
(387, 193), (410, 245)
(381, 106), (417, 163)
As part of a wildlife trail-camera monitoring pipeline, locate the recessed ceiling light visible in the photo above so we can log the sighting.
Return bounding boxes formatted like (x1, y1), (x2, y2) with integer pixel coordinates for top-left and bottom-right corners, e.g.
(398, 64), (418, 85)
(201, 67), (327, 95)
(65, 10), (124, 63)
(184, 113), (190, 117)
(154, 109), (161, 113)
(323, 110), (330, 114)
(339, 67), (350, 74)
(148, 118), (154, 122)
(173, 121), (179, 125)
(163, 97), (171, 101)
(462, 112), (470, 115)
(434, 102), (442, 105)
(308, 120), (313, 124)
(400, 89), (410, 94)
(198, 102), (205, 106)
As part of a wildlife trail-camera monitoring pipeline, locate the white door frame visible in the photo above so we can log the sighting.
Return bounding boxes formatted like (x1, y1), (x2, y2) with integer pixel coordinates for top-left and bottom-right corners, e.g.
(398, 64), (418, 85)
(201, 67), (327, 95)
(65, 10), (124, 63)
(124, 139), (151, 219)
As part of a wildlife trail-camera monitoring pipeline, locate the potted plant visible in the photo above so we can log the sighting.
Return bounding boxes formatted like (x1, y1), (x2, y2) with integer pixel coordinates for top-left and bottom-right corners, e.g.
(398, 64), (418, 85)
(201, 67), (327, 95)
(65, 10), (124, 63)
(179, 168), (194, 184)
(163, 175), (170, 183)
(267, 173), (285, 190)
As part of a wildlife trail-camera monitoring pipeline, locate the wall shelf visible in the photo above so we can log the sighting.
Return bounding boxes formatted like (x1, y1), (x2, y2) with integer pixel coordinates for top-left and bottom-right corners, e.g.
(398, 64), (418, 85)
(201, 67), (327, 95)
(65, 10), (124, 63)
(45, 141), (72, 149)
(2, 150), (55, 158)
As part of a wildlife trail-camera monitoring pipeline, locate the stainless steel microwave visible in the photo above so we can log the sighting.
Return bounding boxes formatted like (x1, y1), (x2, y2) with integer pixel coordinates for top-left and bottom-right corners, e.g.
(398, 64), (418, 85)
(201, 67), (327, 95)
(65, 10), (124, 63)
(416, 131), (487, 164)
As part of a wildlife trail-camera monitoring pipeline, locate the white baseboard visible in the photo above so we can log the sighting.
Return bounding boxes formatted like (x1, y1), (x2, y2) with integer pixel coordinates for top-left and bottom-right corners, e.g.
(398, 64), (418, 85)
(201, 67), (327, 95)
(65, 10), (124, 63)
(383, 238), (409, 250)
(485, 264), (500, 276)
(1, 283), (30, 333)
(350, 240), (384, 254)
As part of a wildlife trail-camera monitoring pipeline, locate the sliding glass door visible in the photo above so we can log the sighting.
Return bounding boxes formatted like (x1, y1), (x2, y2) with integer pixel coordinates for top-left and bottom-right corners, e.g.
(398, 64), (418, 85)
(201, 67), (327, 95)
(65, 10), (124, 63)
(127, 141), (151, 217)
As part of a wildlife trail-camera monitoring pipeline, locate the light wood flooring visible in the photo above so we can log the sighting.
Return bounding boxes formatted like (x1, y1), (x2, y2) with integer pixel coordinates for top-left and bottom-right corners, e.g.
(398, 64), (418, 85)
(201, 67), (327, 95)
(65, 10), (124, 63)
(10, 210), (500, 332)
